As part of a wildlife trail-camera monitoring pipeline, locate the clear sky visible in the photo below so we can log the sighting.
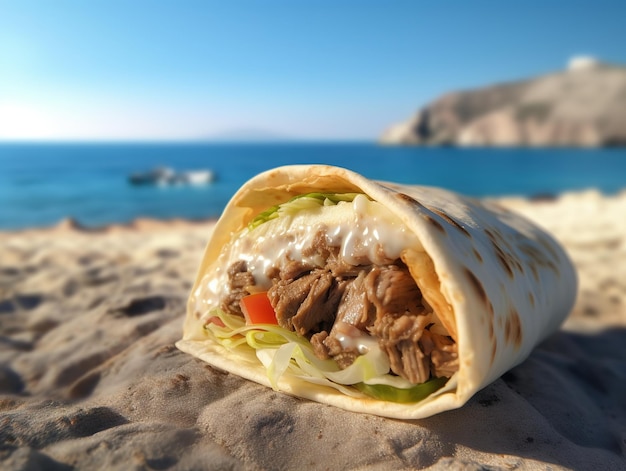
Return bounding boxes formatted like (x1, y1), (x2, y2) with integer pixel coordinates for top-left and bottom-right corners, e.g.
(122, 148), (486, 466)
(1, 0), (625, 141)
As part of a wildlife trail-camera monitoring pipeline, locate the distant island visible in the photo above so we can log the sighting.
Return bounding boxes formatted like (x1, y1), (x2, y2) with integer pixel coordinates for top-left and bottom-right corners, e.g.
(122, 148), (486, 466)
(206, 128), (294, 142)
(380, 57), (626, 147)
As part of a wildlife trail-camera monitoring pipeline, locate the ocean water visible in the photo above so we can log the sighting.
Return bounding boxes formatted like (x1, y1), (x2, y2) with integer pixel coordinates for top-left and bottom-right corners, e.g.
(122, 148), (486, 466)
(1, 142), (625, 230)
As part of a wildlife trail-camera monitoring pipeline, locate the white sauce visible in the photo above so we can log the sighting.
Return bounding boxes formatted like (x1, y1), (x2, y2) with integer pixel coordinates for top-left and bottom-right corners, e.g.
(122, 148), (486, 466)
(334, 321), (380, 355)
(194, 194), (422, 314)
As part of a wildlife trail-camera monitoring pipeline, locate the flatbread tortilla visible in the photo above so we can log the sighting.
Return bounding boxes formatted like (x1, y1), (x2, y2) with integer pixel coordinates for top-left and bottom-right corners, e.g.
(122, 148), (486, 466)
(176, 165), (577, 419)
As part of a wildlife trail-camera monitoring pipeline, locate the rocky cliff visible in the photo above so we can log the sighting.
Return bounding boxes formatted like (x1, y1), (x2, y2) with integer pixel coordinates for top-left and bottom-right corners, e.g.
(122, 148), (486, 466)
(380, 60), (626, 147)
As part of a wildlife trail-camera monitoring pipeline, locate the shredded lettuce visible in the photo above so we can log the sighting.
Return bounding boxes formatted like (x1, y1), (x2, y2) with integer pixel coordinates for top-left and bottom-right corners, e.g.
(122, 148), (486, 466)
(248, 192), (366, 229)
(202, 309), (447, 402)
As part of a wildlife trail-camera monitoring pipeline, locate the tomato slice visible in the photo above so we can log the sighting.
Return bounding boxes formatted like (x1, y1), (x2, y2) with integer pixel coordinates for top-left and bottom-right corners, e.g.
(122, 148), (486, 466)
(240, 292), (278, 325)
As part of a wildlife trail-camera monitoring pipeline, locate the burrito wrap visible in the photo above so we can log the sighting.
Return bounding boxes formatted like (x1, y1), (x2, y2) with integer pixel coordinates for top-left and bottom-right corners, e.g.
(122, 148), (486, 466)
(177, 165), (577, 418)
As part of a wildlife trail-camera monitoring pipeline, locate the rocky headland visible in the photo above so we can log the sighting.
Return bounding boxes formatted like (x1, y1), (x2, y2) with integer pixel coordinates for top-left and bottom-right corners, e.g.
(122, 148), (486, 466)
(381, 57), (626, 147)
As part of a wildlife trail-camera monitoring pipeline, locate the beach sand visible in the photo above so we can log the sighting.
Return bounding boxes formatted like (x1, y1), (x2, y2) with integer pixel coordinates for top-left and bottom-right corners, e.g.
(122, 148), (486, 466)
(1, 190), (625, 470)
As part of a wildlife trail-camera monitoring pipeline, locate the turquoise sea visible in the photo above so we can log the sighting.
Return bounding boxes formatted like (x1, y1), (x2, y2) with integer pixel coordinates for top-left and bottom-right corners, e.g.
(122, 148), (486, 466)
(1, 142), (625, 230)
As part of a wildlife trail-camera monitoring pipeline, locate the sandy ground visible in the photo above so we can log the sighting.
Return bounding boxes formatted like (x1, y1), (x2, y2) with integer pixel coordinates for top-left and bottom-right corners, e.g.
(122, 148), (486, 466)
(1, 190), (625, 470)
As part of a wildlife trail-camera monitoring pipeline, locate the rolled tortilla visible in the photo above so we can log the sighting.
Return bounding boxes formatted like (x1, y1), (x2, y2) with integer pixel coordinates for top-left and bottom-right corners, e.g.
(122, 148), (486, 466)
(176, 165), (577, 419)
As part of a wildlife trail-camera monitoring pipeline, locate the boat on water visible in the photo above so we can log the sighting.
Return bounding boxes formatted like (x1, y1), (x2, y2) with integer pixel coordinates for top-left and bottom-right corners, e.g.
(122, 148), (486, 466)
(128, 166), (216, 186)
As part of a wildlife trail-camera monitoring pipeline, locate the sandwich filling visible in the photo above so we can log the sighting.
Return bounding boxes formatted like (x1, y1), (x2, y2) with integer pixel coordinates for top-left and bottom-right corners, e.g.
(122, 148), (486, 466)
(193, 193), (458, 399)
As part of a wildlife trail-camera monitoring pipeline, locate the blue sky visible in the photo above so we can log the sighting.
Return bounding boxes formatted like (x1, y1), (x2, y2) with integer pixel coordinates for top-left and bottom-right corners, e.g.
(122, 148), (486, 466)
(1, 0), (625, 141)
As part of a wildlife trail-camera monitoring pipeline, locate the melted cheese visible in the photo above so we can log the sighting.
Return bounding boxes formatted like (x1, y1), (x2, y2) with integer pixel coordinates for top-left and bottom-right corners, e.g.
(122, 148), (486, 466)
(194, 194), (422, 314)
